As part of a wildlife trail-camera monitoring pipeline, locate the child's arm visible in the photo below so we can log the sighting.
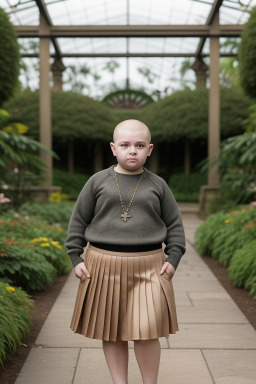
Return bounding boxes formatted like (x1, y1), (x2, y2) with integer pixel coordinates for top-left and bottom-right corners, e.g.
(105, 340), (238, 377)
(160, 182), (186, 274)
(65, 178), (96, 271)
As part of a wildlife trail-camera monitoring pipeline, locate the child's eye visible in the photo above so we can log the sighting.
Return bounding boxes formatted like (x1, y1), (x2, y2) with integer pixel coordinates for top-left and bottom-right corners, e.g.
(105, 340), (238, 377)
(121, 144), (128, 148)
(137, 144), (144, 148)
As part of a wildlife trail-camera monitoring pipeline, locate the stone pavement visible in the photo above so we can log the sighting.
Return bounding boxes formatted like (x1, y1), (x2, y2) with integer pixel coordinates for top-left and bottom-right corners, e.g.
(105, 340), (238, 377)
(15, 207), (256, 384)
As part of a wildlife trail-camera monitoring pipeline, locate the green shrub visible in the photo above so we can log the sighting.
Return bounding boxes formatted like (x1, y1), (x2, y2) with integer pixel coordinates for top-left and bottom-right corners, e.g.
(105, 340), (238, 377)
(0, 282), (34, 367)
(229, 239), (256, 295)
(18, 201), (75, 226)
(0, 9), (20, 105)
(169, 173), (207, 202)
(239, 7), (256, 98)
(195, 211), (226, 256)
(0, 209), (72, 291)
(195, 208), (256, 294)
(0, 245), (56, 292)
(53, 169), (90, 200)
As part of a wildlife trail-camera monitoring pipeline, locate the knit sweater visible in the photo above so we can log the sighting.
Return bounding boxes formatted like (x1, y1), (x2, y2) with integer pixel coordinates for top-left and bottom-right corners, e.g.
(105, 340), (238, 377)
(65, 165), (186, 270)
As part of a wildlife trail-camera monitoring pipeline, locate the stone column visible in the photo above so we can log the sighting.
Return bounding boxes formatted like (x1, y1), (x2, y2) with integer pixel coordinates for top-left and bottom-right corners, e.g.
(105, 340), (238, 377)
(191, 57), (208, 88)
(208, 13), (220, 187)
(39, 13), (52, 187)
(51, 58), (66, 91)
(199, 12), (220, 218)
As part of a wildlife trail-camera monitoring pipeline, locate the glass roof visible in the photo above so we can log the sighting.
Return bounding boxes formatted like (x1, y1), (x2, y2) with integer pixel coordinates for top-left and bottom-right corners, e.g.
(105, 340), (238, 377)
(2, 0), (256, 100)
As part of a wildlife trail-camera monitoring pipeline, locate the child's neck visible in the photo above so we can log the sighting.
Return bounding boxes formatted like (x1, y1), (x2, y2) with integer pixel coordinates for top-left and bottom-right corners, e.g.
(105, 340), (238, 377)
(114, 165), (144, 175)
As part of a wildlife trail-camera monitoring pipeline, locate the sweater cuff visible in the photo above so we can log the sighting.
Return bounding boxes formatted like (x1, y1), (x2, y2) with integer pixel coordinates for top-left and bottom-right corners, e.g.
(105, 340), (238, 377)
(165, 251), (182, 270)
(69, 254), (84, 268)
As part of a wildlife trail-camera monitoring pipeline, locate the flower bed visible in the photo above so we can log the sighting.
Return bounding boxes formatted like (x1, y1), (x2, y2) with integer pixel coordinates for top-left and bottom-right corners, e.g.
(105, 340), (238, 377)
(195, 207), (256, 295)
(0, 282), (34, 367)
(0, 202), (73, 367)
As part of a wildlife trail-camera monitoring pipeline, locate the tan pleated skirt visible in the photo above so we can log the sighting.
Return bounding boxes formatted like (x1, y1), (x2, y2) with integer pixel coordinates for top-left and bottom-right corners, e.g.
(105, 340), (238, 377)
(70, 245), (178, 341)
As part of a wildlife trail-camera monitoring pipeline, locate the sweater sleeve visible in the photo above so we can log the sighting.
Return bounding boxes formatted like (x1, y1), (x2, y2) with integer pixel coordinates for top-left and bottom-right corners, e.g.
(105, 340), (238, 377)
(64, 177), (96, 268)
(160, 181), (186, 270)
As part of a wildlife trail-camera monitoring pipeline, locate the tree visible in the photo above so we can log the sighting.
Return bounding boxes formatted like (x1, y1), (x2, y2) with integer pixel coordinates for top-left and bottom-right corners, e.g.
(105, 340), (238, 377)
(239, 7), (256, 99)
(141, 87), (252, 142)
(0, 8), (20, 106)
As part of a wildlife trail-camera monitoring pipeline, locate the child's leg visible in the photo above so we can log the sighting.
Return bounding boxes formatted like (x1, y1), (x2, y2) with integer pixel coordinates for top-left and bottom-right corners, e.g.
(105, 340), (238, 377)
(102, 340), (129, 384)
(134, 338), (161, 384)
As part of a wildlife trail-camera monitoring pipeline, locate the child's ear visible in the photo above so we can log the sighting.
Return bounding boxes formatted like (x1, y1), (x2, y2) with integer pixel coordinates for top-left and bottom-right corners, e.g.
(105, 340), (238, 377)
(147, 143), (154, 157)
(110, 142), (116, 156)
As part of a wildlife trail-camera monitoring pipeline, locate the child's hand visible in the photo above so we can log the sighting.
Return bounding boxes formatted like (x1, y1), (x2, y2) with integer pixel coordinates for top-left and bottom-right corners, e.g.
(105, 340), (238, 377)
(74, 262), (90, 281)
(160, 262), (175, 279)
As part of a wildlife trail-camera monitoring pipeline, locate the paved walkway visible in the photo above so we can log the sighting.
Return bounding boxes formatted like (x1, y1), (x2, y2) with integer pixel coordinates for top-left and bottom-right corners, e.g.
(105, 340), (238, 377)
(15, 208), (256, 384)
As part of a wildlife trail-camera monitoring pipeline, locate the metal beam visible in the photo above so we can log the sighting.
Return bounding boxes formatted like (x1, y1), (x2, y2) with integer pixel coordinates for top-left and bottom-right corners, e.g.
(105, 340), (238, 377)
(195, 0), (224, 57)
(35, 0), (62, 58)
(14, 24), (243, 38)
(21, 52), (238, 58)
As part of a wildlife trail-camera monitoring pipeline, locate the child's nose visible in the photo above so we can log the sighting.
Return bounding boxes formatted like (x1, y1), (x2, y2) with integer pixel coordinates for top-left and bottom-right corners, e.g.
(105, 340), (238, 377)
(129, 146), (137, 154)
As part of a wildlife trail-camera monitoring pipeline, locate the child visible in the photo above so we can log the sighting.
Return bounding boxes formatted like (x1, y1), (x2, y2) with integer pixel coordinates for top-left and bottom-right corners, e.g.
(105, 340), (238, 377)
(65, 119), (186, 384)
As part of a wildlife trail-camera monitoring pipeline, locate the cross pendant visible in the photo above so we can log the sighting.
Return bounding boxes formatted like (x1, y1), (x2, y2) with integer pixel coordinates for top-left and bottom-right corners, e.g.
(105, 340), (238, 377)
(121, 212), (131, 223)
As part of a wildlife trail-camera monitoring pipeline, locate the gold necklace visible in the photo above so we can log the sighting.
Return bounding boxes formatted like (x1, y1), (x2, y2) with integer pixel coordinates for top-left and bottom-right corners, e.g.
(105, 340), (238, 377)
(114, 169), (145, 222)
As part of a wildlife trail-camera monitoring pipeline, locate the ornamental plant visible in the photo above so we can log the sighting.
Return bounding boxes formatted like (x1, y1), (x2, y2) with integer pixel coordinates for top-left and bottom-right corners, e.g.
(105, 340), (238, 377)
(229, 239), (256, 295)
(239, 7), (256, 98)
(195, 208), (256, 295)
(0, 8), (20, 106)
(0, 282), (34, 367)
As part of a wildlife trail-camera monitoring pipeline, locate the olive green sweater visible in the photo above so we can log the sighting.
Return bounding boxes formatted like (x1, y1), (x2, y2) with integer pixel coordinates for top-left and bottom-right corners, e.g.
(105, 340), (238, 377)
(65, 165), (186, 270)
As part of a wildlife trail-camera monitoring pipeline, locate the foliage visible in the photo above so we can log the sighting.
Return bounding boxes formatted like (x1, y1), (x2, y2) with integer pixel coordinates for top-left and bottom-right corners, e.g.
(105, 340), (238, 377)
(0, 245), (57, 292)
(0, 282), (34, 367)
(53, 169), (90, 199)
(4, 90), (117, 142)
(141, 87), (252, 141)
(0, 108), (58, 208)
(0, 207), (72, 291)
(229, 240), (256, 295)
(209, 132), (256, 210)
(0, 8), (20, 106)
(239, 7), (256, 98)
(169, 173), (207, 202)
(195, 208), (256, 294)
(17, 201), (74, 226)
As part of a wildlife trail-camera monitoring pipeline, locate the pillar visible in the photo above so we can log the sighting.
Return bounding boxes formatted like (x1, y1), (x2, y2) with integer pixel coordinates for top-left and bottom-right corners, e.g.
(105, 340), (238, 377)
(208, 12), (220, 187)
(199, 12), (220, 218)
(39, 13), (52, 186)
(51, 58), (66, 91)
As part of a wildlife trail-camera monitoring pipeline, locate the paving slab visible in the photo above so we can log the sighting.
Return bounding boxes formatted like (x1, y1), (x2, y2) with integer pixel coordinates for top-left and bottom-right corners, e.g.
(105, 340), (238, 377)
(169, 323), (256, 349)
(14, 348), (79, 384)
(177, 303), (248, 324)
(203, 349), (256, 384)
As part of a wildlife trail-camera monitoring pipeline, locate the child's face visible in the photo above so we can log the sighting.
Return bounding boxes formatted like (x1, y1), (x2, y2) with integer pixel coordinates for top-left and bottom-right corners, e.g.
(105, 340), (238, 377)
(110, 125), (153, 174)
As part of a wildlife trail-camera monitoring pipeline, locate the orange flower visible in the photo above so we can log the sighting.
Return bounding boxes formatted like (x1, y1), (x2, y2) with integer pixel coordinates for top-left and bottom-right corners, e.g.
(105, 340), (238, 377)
(243, 221), (255, 230)
(0, 220), (4, 225)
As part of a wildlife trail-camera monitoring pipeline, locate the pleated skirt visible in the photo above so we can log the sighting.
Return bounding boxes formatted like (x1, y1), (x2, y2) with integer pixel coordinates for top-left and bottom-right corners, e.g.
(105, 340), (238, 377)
(70, 245), (178, 341)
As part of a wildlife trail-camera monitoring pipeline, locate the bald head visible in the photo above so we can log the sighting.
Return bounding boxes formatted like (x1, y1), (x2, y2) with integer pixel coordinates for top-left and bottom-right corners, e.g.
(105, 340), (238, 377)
(113, 119), (151, 144)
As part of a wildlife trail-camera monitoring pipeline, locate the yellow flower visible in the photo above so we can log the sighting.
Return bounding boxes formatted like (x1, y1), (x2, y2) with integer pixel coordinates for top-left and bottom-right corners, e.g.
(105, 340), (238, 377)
(41, 243), (50, 247)
(225, 219), (234, 223)
(51, 241), (63, 249)
(32, 237), (49, 242)
(6, 286), (15, 291)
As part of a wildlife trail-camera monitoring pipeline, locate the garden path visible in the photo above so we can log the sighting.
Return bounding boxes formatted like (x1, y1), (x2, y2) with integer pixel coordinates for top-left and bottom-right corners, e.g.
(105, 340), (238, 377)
(14, 205), (256, 384)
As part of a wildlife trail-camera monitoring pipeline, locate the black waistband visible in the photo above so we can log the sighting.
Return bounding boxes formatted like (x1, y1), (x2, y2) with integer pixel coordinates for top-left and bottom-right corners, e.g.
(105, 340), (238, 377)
(90, 242), (162, 253)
